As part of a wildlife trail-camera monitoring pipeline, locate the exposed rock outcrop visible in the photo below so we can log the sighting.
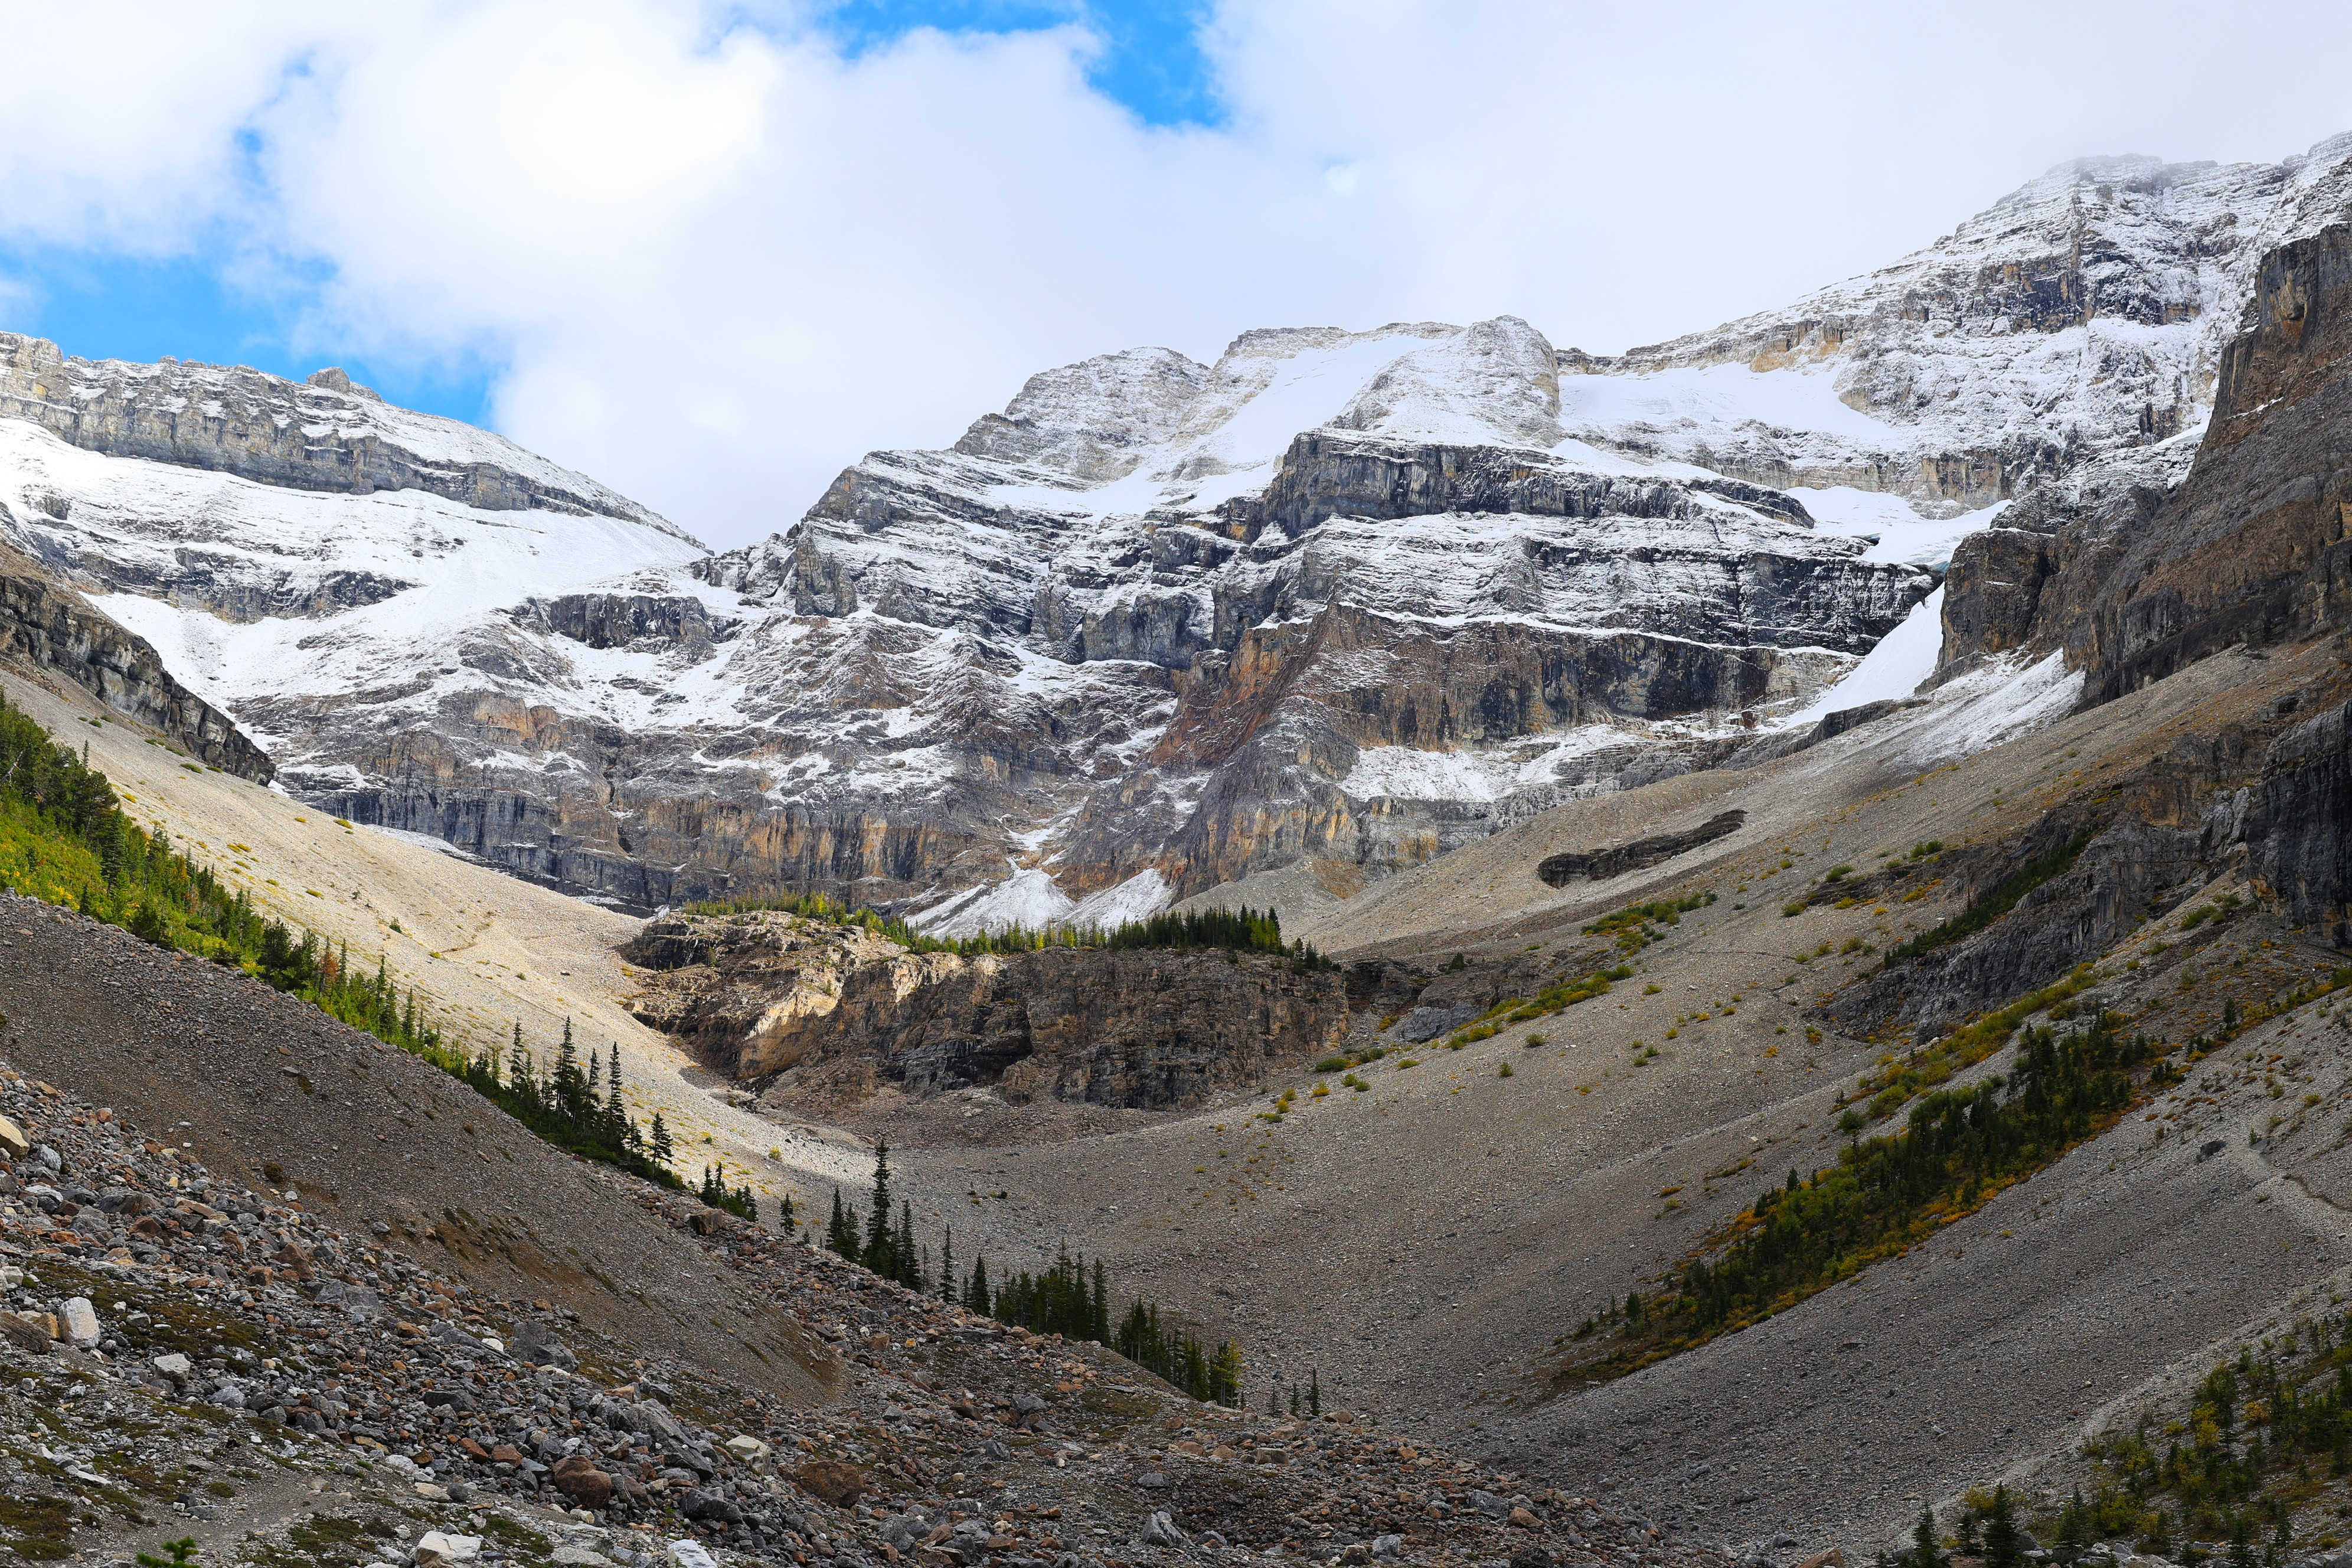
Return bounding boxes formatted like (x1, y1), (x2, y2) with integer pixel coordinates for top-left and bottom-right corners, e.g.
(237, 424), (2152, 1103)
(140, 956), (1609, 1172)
(1536, 809), (1746, 886)
(0, 332), (683, 531)
(0, 548), (273, 780)
(1936, 223), (2352, 699)
(622, 910), (1351, 1112)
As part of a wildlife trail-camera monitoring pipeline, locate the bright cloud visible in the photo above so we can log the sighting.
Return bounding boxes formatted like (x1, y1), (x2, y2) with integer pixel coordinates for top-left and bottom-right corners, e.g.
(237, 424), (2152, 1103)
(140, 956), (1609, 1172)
(5, 1), (2352, 546)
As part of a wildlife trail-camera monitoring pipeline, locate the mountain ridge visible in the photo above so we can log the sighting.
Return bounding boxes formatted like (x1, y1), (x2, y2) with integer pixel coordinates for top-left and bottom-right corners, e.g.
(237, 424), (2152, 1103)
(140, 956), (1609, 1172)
(6, 133), (2351, 927)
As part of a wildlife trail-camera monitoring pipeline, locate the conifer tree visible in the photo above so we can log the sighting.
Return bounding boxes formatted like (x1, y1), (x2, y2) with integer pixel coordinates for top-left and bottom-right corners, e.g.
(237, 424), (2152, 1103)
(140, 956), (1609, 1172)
(865, 1140), (895, 1269)
(1983, 1487), (2022, 1568)
(828, 1190), (857, 1258)
(967, 1254), (991, 1317)
(939, 1227), (956, 1302)
(1912, 1507), (1942, 1568)
(2227, 1515), (2256, 1568)
(1309, 1367), (1321, 1417)
(650, 1111), (674, 1169)
(897, 1198), (919, 1289)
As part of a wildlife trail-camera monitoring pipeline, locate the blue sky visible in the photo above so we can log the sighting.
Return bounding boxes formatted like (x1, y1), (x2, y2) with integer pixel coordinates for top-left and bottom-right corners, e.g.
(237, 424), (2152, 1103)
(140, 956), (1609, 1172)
(0, 1), (1214, 430)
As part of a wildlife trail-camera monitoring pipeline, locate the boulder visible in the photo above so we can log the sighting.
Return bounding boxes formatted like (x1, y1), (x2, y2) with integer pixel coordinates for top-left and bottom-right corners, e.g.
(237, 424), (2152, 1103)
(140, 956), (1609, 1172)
(512, 1319), (579, 1371)
(1139, 1512), (1188, 1548)
(549, 1455), (614, 1510)
(0, 1113), (27, 1159)
(60, 1297), (100, 1348)
(0, 1312), (50, 1355)
(152, 1353), (193, 1378)
(413, 1532), (482, 1567)
(795, 1459), (870, 1506)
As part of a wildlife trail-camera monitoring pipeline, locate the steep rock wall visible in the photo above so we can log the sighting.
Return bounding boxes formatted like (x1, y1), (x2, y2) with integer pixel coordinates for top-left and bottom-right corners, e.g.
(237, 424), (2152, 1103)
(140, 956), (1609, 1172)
(622, 911), (1351, 1112)
(0, 552), (273, 780)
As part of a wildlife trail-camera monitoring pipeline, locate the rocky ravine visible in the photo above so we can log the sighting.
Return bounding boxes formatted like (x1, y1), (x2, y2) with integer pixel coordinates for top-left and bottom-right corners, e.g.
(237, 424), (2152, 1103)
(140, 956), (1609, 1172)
(622, 910), (1353, 1123)
(5, 135), (2351, 925)
(0, 893), (1727, 1568)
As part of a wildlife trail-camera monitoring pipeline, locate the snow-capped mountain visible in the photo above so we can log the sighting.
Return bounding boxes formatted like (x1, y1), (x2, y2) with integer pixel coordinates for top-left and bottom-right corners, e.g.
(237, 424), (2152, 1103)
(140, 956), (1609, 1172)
(4, 132), (2348, 923)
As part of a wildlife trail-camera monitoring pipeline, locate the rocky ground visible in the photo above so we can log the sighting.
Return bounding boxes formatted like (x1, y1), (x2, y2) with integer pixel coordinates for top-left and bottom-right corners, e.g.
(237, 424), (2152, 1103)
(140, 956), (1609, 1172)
(0, 894), (1737, 1568)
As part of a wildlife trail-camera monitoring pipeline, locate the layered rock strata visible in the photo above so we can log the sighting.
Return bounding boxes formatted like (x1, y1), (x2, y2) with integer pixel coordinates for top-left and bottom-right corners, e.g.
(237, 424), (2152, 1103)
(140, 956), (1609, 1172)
(622, 910), (1351, 1112)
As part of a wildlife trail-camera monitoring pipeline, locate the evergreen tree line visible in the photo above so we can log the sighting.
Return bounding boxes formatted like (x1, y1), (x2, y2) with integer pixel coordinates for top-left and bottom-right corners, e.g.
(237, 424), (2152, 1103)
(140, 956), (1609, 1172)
(685, 887), (1329, 968)
(0, 695), (445, 1051)
(1577, 1013), (2159, 1374)
(0, 700), (780, 1220)
(824, 1142), (1246, 1404)
(424, 1017), (689, 1193)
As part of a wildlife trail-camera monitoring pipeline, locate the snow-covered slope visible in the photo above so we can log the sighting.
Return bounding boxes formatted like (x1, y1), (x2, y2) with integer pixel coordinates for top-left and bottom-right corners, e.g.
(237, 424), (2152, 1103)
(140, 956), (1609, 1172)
(1563, 133), (2352, 510)
(5, 132), (2346, 925)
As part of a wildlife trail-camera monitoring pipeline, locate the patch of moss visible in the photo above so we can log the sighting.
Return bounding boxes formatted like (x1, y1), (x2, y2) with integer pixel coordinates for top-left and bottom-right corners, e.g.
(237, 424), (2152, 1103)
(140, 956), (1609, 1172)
(0, 1492), (75, 1560)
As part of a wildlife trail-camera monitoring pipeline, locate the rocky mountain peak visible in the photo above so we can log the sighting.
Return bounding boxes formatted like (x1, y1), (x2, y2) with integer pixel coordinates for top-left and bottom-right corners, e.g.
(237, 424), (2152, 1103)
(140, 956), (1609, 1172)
(0, 330), (688, 537)
(953, 344), (1211, 480)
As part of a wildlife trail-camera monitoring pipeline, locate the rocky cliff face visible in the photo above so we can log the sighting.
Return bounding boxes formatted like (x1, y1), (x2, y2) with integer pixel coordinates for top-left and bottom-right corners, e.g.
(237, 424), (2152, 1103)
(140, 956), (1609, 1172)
(0, 335), (680, 530)
(621, 910), (1351, 1113)
(1936, 221), (2352, 704)
(0, 545), (272, 779)
(8, 135), (2348, 925)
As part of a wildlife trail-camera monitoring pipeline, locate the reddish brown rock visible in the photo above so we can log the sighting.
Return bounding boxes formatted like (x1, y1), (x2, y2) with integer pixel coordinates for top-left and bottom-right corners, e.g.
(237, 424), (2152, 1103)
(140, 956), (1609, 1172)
(550, 1455), (614, 1510)
(795, 1459), (870, 1507)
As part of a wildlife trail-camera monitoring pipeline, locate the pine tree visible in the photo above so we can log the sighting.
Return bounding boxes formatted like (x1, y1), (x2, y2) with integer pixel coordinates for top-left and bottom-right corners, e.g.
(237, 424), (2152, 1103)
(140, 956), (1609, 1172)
(1912, 1507), (1942, 1568)
(2057, 1491), (2089, 1552)
(650, 1111), (674, 1169)
(865, 1140), (895, 1270)
(967, 1254), (991, 1317)
(2227, 1514), (2256, 1568)
(1309, 1367), (1321, 1417)
(897, 1198), (919, 1289)
(1984, 1487), (2022, 1568)
(939, 1227), (956, 1302)
(828, 1191), (857, 1258)
(778, 1193), (796, 1234)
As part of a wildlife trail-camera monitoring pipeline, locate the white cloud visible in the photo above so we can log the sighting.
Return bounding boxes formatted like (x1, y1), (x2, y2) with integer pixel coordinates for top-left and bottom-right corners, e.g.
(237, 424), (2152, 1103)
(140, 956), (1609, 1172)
(5, 0), (2352, 546)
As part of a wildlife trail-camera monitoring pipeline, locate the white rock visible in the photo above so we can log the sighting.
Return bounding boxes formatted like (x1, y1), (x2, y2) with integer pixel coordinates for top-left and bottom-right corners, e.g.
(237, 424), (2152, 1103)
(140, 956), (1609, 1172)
(0, 1113), (28, 1160)
(723, 1435), (771, 1463)
(59, 1297), (99, 1348)
(412, 1531), (481, 1566)
(151, 1353), (192, 1377)
(552, 1549), (612, 1566)
(0, 1265), (21, 1289)
(668, 1541), (720, 1568)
